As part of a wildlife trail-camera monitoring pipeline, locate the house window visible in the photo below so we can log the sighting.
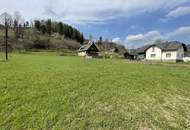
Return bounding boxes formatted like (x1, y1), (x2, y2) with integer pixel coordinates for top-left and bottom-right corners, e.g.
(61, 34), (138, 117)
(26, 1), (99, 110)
(151, 54), (156, 58)
(152, 47), (155, 52)
(166, 53), (171, 58)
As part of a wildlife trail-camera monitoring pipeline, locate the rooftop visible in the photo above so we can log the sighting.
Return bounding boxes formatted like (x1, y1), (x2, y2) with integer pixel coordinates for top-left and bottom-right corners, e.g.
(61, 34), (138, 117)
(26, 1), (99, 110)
(127, 41), (187, 55)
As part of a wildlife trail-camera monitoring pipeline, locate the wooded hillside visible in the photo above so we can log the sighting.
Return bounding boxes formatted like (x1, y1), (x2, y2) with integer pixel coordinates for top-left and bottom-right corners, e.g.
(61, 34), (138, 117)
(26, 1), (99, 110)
(0, 12), (126, 54)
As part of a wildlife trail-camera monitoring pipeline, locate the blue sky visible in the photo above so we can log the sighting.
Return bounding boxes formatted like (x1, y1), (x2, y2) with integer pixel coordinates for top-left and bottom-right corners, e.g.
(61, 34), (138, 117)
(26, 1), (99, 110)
(1, 0), (190, 48)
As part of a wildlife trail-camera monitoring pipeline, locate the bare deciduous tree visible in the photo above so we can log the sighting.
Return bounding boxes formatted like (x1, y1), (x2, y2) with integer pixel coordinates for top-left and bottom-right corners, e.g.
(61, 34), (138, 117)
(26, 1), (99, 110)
(14, 11), (24, 24)
(0, 12), (13, 60)
(13, 11), (24, 40)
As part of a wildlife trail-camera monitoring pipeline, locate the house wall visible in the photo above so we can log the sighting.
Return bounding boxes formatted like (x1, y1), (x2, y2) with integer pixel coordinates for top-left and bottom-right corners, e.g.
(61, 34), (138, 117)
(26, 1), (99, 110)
(146, 46), (162, 61)
(162, 51), (177, 61)
(176, 47), (184, 60)
(137, 54), (146, 60)
(78, 52), (87, 57)
(146, 46), (185, 62)
(162, 47), (184, 61)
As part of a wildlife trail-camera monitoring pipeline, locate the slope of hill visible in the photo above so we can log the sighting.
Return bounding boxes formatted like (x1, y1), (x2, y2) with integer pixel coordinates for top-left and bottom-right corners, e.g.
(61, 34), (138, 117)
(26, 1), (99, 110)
(0, 29), (81, 52)
(0, 20), (126, 54)
(187, 44), (190, 50)
(0, 19), (85, 53)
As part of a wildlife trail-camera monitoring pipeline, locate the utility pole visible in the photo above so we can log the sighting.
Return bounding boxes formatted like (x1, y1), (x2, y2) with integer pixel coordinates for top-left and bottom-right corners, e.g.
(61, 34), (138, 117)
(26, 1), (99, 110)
(0, 12), (12, 61)
(5, 19), (8, 60)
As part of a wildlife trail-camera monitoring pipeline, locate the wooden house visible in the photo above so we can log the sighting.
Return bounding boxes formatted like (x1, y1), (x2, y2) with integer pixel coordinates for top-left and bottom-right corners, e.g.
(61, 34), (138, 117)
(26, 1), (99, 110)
(78, 41), (99, 57)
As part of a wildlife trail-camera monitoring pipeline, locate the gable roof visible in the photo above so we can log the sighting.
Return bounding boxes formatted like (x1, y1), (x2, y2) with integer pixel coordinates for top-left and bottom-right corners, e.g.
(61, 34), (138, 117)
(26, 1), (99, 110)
(78, 41), (99, 52)
(126, 41), (187, 55)
(125, 49), (137, 56)
(149, 41), (187, 52)
(136, 45), (150, 54)
(126, 45), (150, 55)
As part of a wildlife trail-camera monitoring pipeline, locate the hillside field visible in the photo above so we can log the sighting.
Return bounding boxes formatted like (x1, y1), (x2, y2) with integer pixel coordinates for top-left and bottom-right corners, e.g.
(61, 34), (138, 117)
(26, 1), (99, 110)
(0, 53), (190, 130)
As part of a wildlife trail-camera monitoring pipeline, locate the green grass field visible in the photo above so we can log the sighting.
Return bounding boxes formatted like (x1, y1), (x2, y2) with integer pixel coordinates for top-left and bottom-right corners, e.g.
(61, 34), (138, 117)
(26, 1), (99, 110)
(0, 53), (190, 130)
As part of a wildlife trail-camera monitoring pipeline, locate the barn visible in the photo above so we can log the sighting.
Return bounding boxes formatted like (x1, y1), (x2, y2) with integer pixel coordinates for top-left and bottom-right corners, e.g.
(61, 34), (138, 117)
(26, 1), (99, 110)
(78, 41), (99, 57)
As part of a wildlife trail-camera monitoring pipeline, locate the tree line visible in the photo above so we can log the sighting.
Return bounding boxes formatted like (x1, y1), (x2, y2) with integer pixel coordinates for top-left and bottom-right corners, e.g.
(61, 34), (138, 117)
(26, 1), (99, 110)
(0, 12), (86, 60)
(0, 11), (126, 60)
(0, 12), (84, 44)
(34, 19), (84, 44)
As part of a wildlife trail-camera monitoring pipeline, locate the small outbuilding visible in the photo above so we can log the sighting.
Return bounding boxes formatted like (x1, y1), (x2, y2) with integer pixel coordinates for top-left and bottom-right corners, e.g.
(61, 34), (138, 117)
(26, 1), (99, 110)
(124, 45), (150, 60)
(124, 49), (137, 60)
(78, 41), (99, 57)
(135, 45), (151, 60)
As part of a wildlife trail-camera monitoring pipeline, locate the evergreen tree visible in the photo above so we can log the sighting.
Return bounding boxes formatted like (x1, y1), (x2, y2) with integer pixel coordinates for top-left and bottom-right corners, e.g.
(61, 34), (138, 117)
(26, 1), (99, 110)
(98, 36), (103, 45)
(46, 19), (52, 35)
(33, 19), (85, 43)
(71, 29), (77, 40)
(64, 26), (70, 38)
(34, 20), (41, 31)
(19, 24), (24, 38)
(79, 33), (84, 44)
(68, 27), (73, 39)
(25, 21), (29, 27)
(52, 21), (58, 33)
(41, 24), (46, 34)
(58, 22), (64, 35)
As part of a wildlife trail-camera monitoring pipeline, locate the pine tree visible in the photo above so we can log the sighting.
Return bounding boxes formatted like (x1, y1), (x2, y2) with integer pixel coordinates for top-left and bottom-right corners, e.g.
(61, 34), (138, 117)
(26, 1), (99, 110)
(58, 22), (64, 35)
(25, 21), (29, 27)
(34, 20), (41, 31)
(41, 24), (46, 34)
(79, 33), (84, 44)
(98, 36), (103, 45)
(46, 19), (52, 35)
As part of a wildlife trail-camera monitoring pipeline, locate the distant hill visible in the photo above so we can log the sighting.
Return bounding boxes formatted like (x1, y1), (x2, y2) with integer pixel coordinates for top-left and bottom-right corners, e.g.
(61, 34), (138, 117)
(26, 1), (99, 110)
(0, 19), (126, 54)
(0, 28), (81, 52)
(0, 19), (86, 54)
(187, 44), (190, 50)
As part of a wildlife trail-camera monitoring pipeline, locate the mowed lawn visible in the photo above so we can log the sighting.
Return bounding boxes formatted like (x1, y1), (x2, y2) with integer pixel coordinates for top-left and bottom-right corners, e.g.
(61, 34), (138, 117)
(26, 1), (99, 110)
(0, 53), (190, 130)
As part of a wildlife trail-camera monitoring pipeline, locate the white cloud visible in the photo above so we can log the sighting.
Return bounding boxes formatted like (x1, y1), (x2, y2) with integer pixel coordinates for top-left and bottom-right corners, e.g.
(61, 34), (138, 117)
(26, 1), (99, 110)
(144, 31), (161, 38)
(125, 31), (162, 43)
(125, 26), (190, 48)
(167, 6), (190, 18)
(126, 34), (144, 42)
(125, 30), (163, 48)
(0, 0), (189, 24)
(167, 26), (190, 37)
(112, 37), (122, 44)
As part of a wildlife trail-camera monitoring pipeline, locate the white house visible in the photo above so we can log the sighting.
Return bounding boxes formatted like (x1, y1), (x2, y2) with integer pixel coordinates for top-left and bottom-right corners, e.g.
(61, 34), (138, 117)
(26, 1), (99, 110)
(145, 42), (187, 62)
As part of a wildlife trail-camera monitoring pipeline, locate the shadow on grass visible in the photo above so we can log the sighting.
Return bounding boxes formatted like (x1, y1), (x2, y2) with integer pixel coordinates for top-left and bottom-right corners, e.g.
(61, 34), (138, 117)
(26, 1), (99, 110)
(0, 56), (8, 62)
(0, 59), (7, 62)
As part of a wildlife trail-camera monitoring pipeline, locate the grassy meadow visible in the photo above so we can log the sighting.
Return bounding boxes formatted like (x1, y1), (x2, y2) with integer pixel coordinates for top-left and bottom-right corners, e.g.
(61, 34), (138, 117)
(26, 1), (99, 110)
(0, 53), (190, 130)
